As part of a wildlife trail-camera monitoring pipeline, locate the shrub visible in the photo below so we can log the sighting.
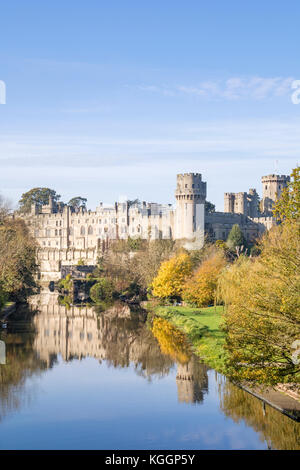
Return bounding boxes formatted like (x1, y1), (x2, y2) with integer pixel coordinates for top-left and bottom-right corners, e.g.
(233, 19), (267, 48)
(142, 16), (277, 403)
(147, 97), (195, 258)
(90, 278), (115, 303)
(58, 274), (73, 291)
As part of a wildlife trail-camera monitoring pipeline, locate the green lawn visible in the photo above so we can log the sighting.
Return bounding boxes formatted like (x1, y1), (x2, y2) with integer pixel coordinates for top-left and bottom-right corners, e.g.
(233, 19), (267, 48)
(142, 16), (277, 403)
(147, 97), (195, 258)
(153, 305), (228, 372)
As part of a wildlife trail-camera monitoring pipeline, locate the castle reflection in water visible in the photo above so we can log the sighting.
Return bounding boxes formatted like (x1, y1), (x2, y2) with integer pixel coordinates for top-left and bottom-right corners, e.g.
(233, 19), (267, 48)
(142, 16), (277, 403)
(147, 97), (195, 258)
(29, 292), (209, 405)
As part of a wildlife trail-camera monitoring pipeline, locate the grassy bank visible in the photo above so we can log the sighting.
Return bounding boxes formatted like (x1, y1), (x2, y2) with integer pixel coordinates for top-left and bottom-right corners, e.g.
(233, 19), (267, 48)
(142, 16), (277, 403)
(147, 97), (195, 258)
(153, 305), (227, 372)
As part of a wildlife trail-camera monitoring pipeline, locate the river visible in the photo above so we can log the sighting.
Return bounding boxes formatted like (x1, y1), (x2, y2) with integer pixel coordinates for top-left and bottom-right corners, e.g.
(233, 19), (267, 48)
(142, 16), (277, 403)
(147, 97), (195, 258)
(0, 292), (299, 450)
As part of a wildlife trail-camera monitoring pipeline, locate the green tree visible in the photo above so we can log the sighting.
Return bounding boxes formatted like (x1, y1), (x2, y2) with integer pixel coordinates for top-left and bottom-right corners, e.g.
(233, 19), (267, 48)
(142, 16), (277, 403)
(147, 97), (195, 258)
(273, 166), (300, 224)
(127, 236), (145, 252)
(0, 218), (38, 300)
(205, 201), (216, 213)
(226, 224), (245, 250)
(68, 197), (87, 209)
(127, 199), (140, 208)
(18, 188), (61, 213)
(90, 278), (115, 303)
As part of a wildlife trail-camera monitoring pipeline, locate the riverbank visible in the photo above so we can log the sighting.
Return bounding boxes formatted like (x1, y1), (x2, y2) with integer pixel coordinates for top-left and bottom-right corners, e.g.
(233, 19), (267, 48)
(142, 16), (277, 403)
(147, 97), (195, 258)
(151, 303), (300, 420)
(151, 304), (227, 372)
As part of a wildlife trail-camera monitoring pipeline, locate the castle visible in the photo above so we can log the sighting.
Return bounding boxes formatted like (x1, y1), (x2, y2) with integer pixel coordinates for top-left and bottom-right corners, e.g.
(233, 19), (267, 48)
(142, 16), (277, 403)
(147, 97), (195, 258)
(18, 172), (290, 280)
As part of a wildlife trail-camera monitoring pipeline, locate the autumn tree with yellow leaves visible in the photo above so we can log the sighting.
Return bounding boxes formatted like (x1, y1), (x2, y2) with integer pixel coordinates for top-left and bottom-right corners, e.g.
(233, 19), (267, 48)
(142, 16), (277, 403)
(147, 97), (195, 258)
(273, 166), (300, 225)
(183, 252), (226, 307)
(151, 252), (192, 300)
(217, 167), (300, 384)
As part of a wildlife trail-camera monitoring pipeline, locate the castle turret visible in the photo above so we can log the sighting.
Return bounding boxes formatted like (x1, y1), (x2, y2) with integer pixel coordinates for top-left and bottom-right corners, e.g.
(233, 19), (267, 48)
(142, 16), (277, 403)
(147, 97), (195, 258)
(247, 188), (259, 218)
(31, 202), (39, 215)
(224, 193), (235, 213)
(175, 173), (206, 243)
(225, 189), (259, 217)
(261, 174), (290, 214)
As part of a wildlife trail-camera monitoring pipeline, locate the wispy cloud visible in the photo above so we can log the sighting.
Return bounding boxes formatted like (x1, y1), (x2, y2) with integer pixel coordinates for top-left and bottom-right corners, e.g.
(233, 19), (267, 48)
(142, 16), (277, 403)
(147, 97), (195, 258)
(0, 118), (298, 210)
(137, 85), (175, 96)
(1, 118), (300, 166)
(139, 76), (294, 101)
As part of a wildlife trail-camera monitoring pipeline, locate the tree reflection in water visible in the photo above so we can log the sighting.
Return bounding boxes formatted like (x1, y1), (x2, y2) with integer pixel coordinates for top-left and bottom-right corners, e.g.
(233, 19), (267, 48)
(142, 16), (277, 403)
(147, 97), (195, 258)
(0, 305), (48, 423)
(218, 374), (300, 450)
(0, 293), (299, 451)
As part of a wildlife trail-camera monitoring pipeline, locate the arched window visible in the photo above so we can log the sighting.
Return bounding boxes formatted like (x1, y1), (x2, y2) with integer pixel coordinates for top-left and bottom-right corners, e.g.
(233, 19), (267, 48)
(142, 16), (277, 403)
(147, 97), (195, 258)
(69, 227), (73, 236)
(80, 226), (85, 236)
(88, 226), (93, 235)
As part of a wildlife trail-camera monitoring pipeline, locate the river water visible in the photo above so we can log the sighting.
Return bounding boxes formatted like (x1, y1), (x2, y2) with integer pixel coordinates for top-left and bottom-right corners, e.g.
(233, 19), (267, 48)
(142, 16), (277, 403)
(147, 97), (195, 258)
(0, 292), (299, 450)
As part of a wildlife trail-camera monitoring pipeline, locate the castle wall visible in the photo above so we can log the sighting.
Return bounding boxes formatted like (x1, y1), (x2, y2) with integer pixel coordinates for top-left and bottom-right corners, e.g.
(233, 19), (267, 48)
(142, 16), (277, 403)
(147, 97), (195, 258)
(37, 248), (98, 281)
(16, 171), (288, 279)
(205, 212), (272, 242)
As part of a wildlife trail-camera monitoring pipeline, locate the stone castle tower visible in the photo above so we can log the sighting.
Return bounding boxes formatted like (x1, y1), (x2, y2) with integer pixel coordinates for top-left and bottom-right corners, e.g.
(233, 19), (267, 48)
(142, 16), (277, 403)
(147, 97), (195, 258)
(261, 174), (290, 215)
(174, 173), (206, 243)
(224, 189), (259, 217)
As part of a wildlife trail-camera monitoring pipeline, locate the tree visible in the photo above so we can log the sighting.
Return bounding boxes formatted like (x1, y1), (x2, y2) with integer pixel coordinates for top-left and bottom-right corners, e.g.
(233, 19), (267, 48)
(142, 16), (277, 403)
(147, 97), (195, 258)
(131, 239), (176, 289)
(68, 197), (87, 210)
(273, 166), (300, 224)
(127, 199), (140, 208)
(0, 218), (38, 300)
(205, 201), (216, 213)
(90, 278), (115, 303)
(0, 195), (11, 222)
(127, 236), (145, 252)
(94, 239), (176, 294)
(226, 224), (245, 250)
(18, 188), (61, 213)
(151, 252), (192, 300)
(217, 223), (300, 385)
(183, 252), (226, 307)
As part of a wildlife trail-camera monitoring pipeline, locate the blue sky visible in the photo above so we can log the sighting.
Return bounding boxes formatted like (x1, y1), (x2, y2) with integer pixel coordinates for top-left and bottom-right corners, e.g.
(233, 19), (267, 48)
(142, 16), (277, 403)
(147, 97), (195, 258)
(0, 1), (299, 210)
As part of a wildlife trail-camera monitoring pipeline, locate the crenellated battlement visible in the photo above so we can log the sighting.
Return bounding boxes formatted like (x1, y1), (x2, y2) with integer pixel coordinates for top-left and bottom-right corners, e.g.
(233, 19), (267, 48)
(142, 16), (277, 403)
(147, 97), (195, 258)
(261, 174), (290, 182)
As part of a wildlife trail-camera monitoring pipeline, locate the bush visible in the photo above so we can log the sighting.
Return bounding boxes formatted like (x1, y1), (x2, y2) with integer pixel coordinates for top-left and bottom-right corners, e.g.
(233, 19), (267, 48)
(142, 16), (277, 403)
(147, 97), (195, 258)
(58, 274), (73, 291)
(90, 278), (115, 303)
(121, 281), (142, 300)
